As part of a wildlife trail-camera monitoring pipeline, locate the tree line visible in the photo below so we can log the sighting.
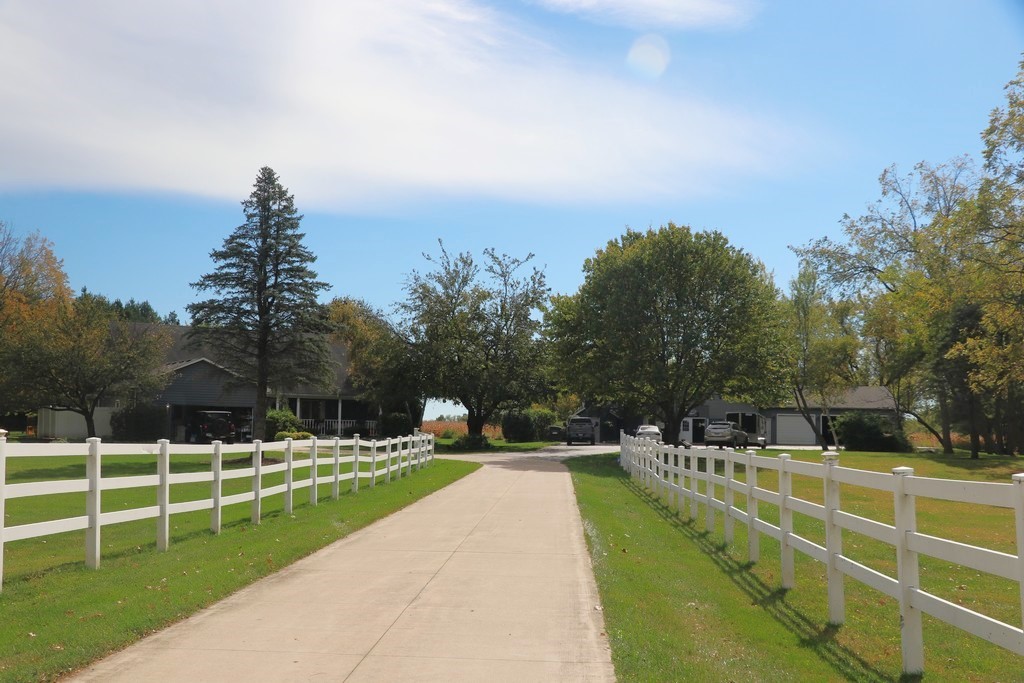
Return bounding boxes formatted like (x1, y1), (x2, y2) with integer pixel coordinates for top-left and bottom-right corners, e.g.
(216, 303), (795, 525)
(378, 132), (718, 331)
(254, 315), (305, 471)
(6, 59), (1024, 454)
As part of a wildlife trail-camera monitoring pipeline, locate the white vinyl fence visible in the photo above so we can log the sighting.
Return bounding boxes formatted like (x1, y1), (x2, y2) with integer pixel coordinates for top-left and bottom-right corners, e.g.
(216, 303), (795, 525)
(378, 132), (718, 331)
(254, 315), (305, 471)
(619, 432), (1024, 676)
(0, 429), (433, 591)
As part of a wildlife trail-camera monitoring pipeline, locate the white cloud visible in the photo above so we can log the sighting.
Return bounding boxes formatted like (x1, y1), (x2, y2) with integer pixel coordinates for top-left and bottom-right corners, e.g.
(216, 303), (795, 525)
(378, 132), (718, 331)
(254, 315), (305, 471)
(529, 0), (757, 29)
(0, 0), (791, 210)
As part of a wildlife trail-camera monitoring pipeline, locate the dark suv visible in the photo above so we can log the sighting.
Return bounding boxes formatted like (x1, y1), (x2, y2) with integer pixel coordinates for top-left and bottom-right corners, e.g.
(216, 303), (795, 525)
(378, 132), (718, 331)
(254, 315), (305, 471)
(191, 411), (235, 444)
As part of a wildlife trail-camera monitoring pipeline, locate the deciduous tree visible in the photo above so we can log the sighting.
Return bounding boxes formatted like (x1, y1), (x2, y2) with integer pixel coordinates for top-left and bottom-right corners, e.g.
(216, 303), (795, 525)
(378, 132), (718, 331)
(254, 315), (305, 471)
(547, 225), (788, 445)
(328, 297), (425, 427)
(400, 243), (548, 439)
(8, 291), (170, 437)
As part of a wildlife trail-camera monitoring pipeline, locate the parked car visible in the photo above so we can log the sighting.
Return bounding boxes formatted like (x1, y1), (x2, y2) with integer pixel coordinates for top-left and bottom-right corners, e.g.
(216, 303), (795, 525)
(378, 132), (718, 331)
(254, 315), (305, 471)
(704, 421), (747, 449)
(190, 410), (235, 444)
(635, 425), (662, 441)
(566, 416), (597, 445)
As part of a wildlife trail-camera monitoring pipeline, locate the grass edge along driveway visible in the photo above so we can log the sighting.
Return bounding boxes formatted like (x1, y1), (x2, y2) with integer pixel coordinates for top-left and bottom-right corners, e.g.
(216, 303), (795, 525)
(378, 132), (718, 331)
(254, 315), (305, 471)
(566, 452), (1023, 683)
(0, 458), (480, 682)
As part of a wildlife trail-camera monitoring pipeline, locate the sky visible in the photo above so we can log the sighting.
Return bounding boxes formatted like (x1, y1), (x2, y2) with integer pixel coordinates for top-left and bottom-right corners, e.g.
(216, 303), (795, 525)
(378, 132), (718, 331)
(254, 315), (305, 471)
(2, 1), (1023, 418)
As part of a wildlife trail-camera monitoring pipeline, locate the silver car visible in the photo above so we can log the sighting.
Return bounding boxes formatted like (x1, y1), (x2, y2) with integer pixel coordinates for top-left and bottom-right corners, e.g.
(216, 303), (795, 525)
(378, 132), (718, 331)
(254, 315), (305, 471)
(635, 425), (662, 441)
(704, 421), (747, 449)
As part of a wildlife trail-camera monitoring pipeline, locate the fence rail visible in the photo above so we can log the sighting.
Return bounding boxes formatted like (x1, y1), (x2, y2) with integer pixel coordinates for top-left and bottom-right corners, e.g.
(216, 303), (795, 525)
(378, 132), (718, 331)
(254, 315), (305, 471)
(0, 429), (433, 591)
(619, 432), (1024, 676)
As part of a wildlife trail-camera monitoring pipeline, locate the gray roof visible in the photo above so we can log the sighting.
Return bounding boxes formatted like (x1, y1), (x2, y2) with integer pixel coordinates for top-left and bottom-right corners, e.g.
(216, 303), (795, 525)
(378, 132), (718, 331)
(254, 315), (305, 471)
(774, 386), (894, 411)
(159, 325), (355, 398)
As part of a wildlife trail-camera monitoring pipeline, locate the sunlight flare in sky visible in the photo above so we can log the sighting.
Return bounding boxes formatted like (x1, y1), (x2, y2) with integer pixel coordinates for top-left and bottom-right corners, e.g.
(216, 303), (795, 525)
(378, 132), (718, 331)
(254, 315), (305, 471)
(626, 34), (671, 80)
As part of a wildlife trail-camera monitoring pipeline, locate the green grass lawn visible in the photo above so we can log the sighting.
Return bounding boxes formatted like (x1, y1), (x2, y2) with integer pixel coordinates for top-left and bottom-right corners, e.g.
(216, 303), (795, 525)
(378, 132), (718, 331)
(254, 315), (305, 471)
(567, 450), (1024, 682)
(0, 451), (480, 682)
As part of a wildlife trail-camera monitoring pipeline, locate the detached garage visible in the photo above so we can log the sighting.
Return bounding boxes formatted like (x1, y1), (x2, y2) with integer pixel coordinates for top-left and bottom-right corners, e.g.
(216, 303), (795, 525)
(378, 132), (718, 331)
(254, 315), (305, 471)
(763, 387), (896, 447)
(775, 414), (818, 446)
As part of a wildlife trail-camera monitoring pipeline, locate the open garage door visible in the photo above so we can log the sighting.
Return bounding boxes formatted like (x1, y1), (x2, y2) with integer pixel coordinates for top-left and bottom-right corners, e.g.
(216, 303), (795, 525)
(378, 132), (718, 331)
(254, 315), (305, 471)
(776, 414), (817, 445)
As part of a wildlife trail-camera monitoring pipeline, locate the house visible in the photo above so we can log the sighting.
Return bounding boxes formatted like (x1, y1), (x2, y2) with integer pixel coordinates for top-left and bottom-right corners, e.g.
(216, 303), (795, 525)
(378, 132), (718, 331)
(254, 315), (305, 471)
(37, 326), (378, 441)
(681, 386), (897, 446)
(157, 326), (377, 441)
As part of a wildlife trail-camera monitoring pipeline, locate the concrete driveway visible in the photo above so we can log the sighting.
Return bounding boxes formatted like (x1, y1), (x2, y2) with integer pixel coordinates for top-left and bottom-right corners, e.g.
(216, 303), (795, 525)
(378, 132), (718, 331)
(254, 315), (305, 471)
(68, 446), (617, 682)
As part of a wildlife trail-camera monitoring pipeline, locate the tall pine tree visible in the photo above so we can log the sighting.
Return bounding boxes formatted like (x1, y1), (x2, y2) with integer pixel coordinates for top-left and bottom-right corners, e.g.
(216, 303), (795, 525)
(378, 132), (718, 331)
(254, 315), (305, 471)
(187, 167), (332, 440)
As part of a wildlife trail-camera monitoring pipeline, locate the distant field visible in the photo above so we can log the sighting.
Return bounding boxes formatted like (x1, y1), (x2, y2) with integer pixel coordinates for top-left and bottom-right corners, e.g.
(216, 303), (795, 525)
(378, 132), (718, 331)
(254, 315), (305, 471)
(420, 420), (502, 439)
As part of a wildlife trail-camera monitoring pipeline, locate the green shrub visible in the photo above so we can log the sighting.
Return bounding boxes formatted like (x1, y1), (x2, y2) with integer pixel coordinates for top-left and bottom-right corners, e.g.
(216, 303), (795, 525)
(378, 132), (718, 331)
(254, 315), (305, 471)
(501, 411), (534, 442)
(501, 408), (559, 442)
(266, 408), (302, 436)
(834, 412), (912, 452)
(379, 412), (413, 438)
(441, 428), (456, 439)
(111, 403), (168, 442)
(273, 430), (315, 441)
(452, 434), (491, 450)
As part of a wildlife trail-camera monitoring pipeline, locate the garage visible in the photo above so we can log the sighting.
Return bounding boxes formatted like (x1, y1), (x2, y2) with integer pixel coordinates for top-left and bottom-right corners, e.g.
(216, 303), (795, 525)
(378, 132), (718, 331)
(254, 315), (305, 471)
(775, 414), (818, 445)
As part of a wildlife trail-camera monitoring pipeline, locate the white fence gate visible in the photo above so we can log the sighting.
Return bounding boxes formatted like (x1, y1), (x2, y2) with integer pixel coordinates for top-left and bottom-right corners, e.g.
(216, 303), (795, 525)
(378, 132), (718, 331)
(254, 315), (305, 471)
(619, 432), (1024, 676)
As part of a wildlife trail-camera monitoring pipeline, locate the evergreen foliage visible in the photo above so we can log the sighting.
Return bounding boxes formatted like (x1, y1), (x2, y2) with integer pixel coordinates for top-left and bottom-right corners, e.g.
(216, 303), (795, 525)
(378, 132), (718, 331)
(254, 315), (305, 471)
(187, 167), (333, 440)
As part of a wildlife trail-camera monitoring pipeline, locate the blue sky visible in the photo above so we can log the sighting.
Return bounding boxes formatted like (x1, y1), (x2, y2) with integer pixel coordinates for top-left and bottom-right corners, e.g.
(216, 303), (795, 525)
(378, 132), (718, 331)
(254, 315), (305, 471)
(2, 1), (1023, 417)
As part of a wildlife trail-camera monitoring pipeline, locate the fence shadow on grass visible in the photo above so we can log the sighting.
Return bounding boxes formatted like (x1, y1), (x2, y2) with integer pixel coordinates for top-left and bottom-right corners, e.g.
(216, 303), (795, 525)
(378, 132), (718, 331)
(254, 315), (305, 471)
(619, 475), (910, 683)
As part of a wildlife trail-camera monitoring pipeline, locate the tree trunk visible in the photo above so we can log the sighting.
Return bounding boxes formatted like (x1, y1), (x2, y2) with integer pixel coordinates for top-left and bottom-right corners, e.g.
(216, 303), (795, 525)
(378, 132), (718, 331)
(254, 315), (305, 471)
(968, 394), (980, 459)
(83, 410), (97, 439)
(938, 387), (953, 455)
(466, 411), (486, 438)
(905, 409), (944, 449)
(659, 404), (685, 445)
(793, 387), (825, 448)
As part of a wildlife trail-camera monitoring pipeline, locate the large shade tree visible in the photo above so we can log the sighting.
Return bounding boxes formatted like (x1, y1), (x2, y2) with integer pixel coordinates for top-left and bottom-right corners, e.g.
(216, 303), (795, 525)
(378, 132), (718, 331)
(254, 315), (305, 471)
(547, 225), (788, 444)
(400, 243), (548, 439)
(187, 167), (333, 440)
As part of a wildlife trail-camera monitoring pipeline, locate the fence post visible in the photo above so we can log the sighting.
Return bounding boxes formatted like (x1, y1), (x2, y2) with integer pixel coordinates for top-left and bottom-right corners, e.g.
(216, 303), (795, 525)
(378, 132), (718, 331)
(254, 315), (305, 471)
(0, 429), (7, 591)
(705, 451), (716, 533)
(211, 441), (222, 534)
(386, 438), (393, 484)
(662, 447), (670, 501)
(352, 435), (360, 493)
(332, 437), (340, 500)
(893, 466), (923, 675)
(406, 436), (412, 477)
(310, 436), (318, 506)
(1014, 473), (1024, 636)
(370, 440), (378, 488)
(157, 439), (170, 551)
(85, 437), (102, 569)
(252, 440), (263, 523)
(688, 450), (698, 522)
(822, 451), (845, 624)
(395, 437), (402, 480)
(778, 453), (794, 590)
(413, 428), (421, 471)
(746, 450), (759, 563)
(724, 450), (735, 544)
(284, 438), (294, 515)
